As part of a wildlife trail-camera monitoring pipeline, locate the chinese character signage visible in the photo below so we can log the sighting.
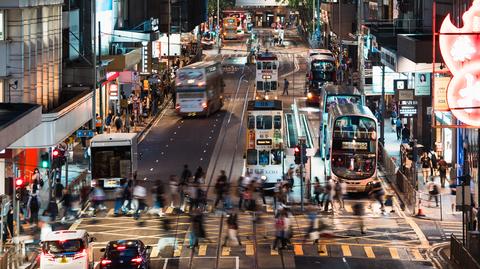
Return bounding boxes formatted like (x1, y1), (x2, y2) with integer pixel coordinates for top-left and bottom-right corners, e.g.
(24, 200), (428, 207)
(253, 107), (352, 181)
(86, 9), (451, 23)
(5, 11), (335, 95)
(439, 0), (480, 126)
(433, 77), (450, 111)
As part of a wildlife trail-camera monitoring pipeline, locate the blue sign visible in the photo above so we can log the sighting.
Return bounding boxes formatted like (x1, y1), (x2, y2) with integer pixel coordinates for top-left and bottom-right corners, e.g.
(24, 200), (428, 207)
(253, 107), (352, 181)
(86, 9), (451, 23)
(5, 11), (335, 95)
(254, 101), (275, 108)
(76, 130), (95, 138)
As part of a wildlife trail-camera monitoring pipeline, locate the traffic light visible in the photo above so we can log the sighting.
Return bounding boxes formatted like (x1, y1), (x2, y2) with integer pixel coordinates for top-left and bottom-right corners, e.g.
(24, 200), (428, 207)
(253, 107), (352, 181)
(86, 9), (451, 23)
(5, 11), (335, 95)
(294, 145), (301, 164)
(301, 143), (308, 164)
(15, 178), (24, 189)
(52, 148), (66, 168)
(40, 152), (49, 168)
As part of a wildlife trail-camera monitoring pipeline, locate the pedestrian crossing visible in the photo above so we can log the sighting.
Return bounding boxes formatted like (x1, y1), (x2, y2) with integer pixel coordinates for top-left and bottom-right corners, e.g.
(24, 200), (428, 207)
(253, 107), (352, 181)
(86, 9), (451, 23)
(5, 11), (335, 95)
(153, 242), (429, 262)
(439, 221), (463, 241)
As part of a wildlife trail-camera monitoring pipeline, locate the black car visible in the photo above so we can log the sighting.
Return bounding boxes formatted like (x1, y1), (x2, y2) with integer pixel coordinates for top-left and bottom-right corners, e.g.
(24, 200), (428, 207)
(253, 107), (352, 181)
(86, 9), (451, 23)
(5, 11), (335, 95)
(100, 240), (151, 269)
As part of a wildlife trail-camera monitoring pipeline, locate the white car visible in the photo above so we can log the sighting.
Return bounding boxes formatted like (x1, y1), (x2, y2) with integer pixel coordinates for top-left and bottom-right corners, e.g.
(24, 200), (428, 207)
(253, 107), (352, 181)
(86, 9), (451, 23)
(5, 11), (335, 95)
(40, 230), (95, 269)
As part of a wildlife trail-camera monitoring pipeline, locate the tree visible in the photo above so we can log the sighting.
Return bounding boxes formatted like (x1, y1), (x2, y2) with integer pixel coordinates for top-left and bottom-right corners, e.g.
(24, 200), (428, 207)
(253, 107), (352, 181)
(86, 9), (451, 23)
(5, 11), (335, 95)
(208, 0), (235, 16)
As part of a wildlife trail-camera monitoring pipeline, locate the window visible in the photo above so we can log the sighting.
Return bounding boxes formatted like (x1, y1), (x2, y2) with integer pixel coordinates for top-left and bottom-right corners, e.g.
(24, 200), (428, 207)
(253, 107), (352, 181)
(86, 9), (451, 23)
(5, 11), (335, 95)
(0, 10), (4, 40)
(271, 149), (282, 165)
(256, 115), (272, 129)
(248, 116), (255, 129)
(257, 81), (263, 91)
(272, 62), (277, 70)
(258, 150), (269, 165)
(257, 62), (262, 70)
(263, 62), (272, 70)
(274, 115), (281, 129)
(247, 149), (257, 165)
(43, 240), (84, 254)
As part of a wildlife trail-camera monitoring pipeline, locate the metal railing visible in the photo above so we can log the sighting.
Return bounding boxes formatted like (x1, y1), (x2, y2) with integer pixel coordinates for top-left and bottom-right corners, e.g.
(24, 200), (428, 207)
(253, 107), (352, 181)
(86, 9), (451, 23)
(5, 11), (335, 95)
(450, 234), (480, 269)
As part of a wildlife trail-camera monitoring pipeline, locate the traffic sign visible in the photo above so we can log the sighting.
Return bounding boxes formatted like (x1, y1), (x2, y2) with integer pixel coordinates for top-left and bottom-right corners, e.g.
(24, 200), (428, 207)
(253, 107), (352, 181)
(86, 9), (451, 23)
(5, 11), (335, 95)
(76, 130), (95, 138)
(399, 100), (418, 118)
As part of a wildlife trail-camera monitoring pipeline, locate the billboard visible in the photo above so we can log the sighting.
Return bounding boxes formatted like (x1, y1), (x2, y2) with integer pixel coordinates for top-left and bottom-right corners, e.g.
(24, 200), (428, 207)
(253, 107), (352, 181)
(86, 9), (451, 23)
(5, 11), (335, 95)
(236, 0), (288, 6)
(96, 0), (113, 55)
(414, 73), (431, 96)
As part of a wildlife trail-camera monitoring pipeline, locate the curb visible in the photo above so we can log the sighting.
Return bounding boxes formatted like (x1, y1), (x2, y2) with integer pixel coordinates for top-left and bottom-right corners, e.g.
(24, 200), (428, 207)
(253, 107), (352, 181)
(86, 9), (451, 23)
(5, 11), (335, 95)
(137, 97), (172, 140)
(428, 242), (454, 269)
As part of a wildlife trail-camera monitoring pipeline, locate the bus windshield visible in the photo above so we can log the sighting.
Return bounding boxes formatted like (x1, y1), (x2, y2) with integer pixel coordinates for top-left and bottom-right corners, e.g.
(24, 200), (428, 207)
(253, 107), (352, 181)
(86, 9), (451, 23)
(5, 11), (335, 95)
(311, 60), (335, 82)
(331, 116), (377, 180)
(325, 95), (361, 113)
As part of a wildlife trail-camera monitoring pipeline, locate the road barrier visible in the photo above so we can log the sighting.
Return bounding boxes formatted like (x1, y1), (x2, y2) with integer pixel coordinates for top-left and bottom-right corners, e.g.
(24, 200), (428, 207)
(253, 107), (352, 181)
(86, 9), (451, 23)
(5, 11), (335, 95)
(450, 234), (480, 269)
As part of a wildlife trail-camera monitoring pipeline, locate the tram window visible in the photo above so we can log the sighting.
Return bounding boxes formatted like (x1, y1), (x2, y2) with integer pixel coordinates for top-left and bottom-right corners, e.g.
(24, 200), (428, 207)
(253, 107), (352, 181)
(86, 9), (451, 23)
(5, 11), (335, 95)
(274, 115), (282, 129)
(271, 82), (277, 91)
(248, 116), (255, 129)
(256, 115), (273, 129)
(272, 62), (277, 70)
(257, 81), (264, 91)
(257, 62), (262, 70)
(271, 149), (282, 165)
(247, 149), (257, 165)
(263, 62), (272, 70)
(259, 150), (270, 165)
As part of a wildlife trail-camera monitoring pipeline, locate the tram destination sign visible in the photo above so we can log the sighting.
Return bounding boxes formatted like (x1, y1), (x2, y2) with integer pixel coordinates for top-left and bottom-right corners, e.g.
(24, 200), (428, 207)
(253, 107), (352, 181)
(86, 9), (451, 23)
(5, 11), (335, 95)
(256, 139), (272, 146)
(332, 141), (370, 151)
(399, 100), (418, 118)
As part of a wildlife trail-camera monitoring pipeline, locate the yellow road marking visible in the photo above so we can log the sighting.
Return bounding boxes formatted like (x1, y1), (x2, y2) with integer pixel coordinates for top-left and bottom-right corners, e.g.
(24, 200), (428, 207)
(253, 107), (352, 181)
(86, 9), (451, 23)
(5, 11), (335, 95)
(150, 246), (159, 258)
(271, 248), (279, 256)
(165, 207), (174, 214)
(222, 247), (230, 256)
(69, 220), (81, 231)
(173, 246), (182, 257)
(294, 244), (303, 256)
(107, 209), (114, 216)
(198, 244), (207, 256)
(410, 249), (423, 260)
(389, 248), (400, 259)
(341, 245), (352, 256)
(364, 246), (375, 258)
(318, 244), (328, 256)
(246, 244), (254, 256)
(344, 204), (353, 213)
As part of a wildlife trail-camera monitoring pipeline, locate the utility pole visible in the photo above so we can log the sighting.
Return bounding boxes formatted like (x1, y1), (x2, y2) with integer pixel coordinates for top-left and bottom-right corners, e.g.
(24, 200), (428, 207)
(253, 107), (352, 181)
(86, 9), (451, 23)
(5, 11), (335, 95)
(299, 138), (306, 212)
(167, 0), (171, 79)
(98, 21), (103, 134)
(380, 64), (385, 145)
(91, 0), (97, 131)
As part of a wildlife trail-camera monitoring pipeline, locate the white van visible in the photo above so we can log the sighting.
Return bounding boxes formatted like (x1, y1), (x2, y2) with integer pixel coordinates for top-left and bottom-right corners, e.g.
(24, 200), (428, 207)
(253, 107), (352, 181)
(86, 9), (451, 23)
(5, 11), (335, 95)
(40, 230), (94, 269)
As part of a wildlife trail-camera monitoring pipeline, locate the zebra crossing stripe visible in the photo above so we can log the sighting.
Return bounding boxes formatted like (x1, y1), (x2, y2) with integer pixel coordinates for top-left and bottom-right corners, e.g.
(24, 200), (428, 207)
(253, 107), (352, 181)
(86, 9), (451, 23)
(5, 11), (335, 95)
(271, 248), (279, 256)
(410, 249), (423, 261)
(173, 246), (182, 257)
(246, 244), (254, 256)
(364, 247), (375, 258)
(198, 244), (207, 256)
(341, 245), (352, 256)
(294, 244), (304, 256)
(222, 247), (231, 256)
(318, 244), (328, 256)
(389, 248), (400, 259)
(150, 246), (159, 258)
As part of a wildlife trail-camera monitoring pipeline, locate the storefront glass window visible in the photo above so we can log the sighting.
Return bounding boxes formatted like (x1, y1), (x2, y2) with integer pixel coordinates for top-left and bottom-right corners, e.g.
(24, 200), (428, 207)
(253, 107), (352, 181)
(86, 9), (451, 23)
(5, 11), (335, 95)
(0, 10), (4, 40)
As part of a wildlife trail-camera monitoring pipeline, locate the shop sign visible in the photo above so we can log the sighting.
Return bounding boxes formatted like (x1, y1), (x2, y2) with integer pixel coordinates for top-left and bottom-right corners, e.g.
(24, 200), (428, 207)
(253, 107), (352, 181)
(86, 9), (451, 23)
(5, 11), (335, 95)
(439, 0), (480, 126)
(433, 77), (450, 111)
(394, 79), (408, 91)
(109, 84), (118, 100)
(414, 73), (431, 96)
(398, 89), (414, 101)
(399, 100), (418, 118)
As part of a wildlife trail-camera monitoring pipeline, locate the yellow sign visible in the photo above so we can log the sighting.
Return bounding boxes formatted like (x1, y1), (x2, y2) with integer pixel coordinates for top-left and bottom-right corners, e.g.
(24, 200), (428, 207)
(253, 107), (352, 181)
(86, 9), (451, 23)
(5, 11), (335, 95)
(433, 77), (450, 111)
(143, 80), (149, 90)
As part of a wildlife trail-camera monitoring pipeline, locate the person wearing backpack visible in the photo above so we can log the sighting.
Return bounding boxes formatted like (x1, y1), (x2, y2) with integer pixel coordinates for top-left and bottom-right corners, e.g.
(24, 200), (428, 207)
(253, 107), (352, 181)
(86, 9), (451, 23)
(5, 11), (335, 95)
(437, 156), (448, 187)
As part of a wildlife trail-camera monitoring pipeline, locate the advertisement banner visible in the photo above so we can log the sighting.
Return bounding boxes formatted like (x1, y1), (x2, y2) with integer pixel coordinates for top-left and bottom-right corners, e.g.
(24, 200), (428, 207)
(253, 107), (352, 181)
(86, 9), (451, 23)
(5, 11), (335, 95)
(415, 73), (431, 96)
(433, 77), (450, 111)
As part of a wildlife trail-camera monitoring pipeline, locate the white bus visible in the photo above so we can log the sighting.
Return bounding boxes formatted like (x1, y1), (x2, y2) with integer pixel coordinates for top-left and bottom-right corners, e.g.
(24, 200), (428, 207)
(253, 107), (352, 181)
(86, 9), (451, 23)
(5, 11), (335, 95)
(175, 61), (224, 117)
(255, 51), (279, 99)
(326, 104), (378, 193)
(91, 133), (138, 190)
(245, 100), (284, 182)
(319, 84), (364, 158)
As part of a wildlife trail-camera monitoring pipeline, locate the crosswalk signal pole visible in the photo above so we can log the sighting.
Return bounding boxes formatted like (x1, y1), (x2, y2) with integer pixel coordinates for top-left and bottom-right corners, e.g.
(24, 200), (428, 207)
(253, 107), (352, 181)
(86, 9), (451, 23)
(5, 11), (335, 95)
(299, 138), (306, 212)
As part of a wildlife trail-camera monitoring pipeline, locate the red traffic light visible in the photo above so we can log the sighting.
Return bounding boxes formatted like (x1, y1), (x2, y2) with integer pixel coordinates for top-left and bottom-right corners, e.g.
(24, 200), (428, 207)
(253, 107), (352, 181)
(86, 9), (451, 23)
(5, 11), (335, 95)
(15, 178), (24, 187)
(52, 149), (60, 157)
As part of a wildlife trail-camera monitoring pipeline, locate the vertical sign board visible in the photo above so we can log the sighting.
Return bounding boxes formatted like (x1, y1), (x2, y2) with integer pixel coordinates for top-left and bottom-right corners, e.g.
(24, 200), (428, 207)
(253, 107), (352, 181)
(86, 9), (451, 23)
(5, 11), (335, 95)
(0, 10), (4, 40)
(414, 73), (431, 96)
(433, 77), (450, 111)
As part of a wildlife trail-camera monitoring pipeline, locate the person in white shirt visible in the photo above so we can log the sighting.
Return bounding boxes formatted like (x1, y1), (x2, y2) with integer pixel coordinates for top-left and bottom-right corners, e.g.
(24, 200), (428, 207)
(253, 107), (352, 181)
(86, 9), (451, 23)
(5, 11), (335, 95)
(133, 182), (147, 220)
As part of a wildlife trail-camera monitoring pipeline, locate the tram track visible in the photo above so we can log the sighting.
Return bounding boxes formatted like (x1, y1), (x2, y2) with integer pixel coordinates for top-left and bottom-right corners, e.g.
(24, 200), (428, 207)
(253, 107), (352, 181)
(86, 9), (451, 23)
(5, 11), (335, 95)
(184, 59), (253, 269)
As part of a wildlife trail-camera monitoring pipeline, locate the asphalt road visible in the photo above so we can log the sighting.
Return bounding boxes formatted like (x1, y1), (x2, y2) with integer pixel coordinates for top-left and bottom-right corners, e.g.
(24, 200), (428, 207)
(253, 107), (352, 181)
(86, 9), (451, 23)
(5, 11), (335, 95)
(65, 29), (440, 269)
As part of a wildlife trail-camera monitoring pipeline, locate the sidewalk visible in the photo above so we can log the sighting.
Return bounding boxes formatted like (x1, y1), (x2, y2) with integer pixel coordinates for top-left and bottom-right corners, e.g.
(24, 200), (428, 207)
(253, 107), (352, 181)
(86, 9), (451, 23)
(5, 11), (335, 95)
(381, 118), (461, 222)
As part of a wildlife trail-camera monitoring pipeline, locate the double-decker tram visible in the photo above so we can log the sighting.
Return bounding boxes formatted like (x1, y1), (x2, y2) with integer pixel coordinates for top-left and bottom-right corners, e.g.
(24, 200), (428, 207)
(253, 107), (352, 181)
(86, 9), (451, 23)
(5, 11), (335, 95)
(175, 61), (224, 117)
(326, 103), (378, 193)
(223, 17), (238, 40)
(319, 84), (364, 158)
(306, 53), (337, 106)
(255, 51), (279, 99)
(245, 100), (284, 182)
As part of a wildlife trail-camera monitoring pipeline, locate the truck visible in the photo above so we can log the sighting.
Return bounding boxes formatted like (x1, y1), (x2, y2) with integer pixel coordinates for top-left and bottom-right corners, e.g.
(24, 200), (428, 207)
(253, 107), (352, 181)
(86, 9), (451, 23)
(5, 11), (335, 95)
(90, 133), (138, 190)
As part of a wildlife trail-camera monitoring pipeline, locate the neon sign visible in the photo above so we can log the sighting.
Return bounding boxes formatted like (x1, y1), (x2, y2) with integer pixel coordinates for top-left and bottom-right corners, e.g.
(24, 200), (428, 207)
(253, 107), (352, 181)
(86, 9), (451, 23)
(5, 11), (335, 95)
(439, 0), (480, 127)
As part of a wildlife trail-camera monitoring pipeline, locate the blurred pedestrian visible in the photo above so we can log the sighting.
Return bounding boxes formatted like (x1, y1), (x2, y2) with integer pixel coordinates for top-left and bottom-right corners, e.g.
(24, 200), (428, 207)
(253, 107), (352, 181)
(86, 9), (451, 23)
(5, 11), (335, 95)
(194, 166), (205, 184)
(153, 180), (166, 216)
(313, 177), (323, 207)
(169, 175), (179, 208)
(91, 183), (106, 217)
(214, 170), (228, 209)
(189, 209), (206, 249)
(321, 179), (333, 212)
(401, 124), (410, 143)
(132, 181), (147, 220)
(237, 176), (246, 210)
(333, 180), (345, 210)
(113, 183), (125, 216)
(427, 178), (440, 207)
(304, 207), (319, 244)
(368, 179), (385, 213)
(28, 190), (40, 226)
(286, 165), (295, 193)
(54, 178), (64, 202)
(352, 202), (366, 234)
(122, 180), (133, 214)
(60, 189), (74, 222)
(283, 78), (289, 95)
(272, 210), (286, 250)
(223, 211), (241, 246)
(395, 118), (402, 140)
